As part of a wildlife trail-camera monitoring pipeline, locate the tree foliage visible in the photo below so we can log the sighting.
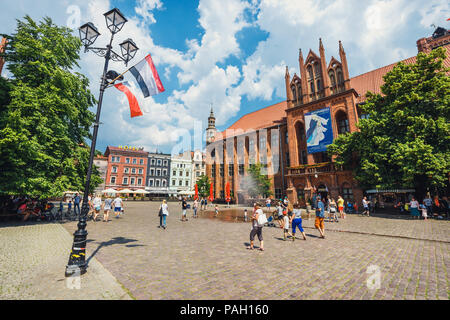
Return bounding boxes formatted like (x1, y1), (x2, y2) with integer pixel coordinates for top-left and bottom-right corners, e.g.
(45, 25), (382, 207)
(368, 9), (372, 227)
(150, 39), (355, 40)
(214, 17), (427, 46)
(328, 47), (450, 194)
(196, 174), (211, 197)
(0, 16), (102, 198)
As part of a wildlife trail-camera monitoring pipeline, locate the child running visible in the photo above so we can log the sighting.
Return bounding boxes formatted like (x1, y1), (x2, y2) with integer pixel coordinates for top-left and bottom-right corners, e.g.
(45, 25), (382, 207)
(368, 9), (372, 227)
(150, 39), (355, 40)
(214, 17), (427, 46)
(214, 204), (219, 217)
(329, 198), (338, 223)
(282, 211), (292, 241)
(291, 205), (307, 241)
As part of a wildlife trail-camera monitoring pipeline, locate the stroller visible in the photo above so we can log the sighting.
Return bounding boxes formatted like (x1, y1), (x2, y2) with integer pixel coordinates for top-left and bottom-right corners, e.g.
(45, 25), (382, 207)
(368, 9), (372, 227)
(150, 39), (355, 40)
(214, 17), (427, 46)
(264, 214), (276, 227)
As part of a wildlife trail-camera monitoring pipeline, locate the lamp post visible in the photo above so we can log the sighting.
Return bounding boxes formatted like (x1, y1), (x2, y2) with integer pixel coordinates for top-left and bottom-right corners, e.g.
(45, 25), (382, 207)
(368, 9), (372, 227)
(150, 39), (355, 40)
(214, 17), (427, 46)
(65, 8), (138, 277)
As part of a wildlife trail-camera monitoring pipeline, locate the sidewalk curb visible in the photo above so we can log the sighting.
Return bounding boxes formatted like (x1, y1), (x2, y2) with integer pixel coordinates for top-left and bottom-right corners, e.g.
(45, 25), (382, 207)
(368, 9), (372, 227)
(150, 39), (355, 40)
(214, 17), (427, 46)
(58, 224), (133, 300)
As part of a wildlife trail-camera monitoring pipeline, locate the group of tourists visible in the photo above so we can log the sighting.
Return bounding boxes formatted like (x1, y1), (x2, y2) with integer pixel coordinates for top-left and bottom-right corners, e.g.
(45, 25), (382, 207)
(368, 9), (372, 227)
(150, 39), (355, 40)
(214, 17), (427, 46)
(395, 194), (449, 220)
(62, 193), (124, 222)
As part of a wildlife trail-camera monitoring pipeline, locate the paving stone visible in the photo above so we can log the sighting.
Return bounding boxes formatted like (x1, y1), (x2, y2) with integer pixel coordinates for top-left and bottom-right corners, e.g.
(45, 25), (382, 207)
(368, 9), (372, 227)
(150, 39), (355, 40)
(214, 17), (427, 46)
(3, 201), (448, 300)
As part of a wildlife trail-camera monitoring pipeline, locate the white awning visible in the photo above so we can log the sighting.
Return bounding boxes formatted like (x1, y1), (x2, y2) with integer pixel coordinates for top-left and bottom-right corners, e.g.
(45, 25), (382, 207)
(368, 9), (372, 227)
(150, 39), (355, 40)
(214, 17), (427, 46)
(133, 189), (150, 194)
(102, 188), (118, 194)
(118, 188), (134, 194)
(366, 189), (415, 194)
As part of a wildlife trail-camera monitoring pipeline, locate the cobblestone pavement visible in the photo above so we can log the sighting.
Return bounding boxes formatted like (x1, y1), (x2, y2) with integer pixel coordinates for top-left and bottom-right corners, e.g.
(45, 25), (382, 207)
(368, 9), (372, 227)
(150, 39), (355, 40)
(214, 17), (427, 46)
(0, 222), (131, 300)
(61, 202), (449, 300)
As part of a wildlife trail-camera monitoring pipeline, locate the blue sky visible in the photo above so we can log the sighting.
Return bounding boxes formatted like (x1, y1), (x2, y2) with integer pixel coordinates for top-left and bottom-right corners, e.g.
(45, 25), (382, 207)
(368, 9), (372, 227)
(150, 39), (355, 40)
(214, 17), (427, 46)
(1, 0), (449, 155)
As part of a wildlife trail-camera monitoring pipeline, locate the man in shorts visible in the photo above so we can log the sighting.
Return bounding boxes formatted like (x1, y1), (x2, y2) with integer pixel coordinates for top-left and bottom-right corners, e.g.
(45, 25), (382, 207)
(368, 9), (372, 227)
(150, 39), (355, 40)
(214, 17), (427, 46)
(181, 197), (188, 222)
(113, 196), (123, 219)
(247, 203), (265, 251)
(315, 198), (325, 239)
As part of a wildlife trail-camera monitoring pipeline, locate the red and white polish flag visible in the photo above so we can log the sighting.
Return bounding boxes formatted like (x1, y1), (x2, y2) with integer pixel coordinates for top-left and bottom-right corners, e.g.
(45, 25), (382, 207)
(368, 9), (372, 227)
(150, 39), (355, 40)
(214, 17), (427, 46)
(129, 54), (165, 98)
(114, 81), (143, 118)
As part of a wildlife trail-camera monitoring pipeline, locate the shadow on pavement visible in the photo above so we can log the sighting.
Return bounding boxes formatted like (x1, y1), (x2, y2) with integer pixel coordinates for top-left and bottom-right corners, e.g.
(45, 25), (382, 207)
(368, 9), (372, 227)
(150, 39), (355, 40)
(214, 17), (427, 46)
(87, 237), (145, 265)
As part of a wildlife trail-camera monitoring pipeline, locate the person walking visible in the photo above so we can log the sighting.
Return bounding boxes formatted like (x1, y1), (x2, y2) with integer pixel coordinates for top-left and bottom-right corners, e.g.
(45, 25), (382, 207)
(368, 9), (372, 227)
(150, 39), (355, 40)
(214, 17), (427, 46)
(193, 198), (199, 218)
(159, 199), (169, 229)
(73, 193), (81, 217)
(58, 200), (64, 220)
(419, 202), (428, 221)
(102, 196), (112, 222)
(287, 201), (294, 219)
(329, 198), (338, 223)
(92, 194), (102, 222)
(337, 196), (345, 219)
(423, 193), (433, 217)
(244, 209), (248, 222)
(292, 204), (307, 241)
(67, 200), (72, 216)
(266, 197), (272, 212)
(113, 196), (123, 219)
(315, 198), (326, 239)
(247, 203), (265, 251)
(409, 197), (420, 219)
(275, 201), (284, 228)
(282, 211), (292, 241)
(181, 197), (188, 221)
(362, 197), (370, 216)
(200, 197), (205, 211)
(214, 204), (219, 217)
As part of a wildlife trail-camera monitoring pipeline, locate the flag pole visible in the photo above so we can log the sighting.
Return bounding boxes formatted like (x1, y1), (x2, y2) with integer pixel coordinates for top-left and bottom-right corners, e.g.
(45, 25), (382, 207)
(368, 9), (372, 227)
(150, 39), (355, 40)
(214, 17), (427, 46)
(105, 54), (147, 87)
(105, 68), (131, 88)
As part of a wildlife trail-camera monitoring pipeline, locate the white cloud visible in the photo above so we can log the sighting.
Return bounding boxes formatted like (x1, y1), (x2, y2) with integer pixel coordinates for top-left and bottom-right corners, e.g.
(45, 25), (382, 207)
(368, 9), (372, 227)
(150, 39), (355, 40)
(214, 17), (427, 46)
(2, 0), (448, 154)
(135, 0), (163, 24)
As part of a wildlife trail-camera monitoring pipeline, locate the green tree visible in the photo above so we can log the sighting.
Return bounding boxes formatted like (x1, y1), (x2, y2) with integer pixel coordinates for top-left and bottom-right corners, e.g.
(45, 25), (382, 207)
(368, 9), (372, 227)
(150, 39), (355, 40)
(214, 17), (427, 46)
(247, 163), (273, 198)
(196, 174), (211, 197)
(328, 47), (450, 196)
(0, 16), (102, 198)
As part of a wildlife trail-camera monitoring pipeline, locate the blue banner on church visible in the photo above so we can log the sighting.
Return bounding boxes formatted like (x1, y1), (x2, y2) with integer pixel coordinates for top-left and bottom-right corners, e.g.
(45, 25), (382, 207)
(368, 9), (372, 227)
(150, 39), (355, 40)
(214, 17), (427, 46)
(305, 107), (334, 154)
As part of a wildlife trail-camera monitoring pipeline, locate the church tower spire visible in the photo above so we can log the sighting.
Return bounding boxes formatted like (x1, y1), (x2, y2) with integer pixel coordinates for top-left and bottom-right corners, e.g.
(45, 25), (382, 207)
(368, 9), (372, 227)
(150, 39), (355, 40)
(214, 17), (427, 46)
(206, 105), (217, 145)
(319, 38), (331, 96)
(339, 40), (351, 90)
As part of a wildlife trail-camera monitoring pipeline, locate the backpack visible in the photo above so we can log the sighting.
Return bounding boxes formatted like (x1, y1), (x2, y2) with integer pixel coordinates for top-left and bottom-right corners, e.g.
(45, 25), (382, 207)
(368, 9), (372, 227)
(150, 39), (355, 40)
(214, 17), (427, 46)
(257, 212), (268, 227)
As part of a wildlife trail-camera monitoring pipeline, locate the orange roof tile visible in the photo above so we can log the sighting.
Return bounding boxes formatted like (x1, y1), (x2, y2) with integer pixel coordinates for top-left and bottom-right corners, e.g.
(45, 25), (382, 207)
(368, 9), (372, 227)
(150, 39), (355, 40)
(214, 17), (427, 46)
(216, 101), (287, 140)
(351, 44), (450, 103)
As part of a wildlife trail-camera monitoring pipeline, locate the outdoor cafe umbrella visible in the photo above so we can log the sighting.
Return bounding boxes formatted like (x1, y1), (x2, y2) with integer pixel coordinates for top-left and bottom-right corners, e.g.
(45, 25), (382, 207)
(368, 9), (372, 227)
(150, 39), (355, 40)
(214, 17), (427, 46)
(225, 182), (231, 203)
(209, 182), (214, 202)
(194, 184), (199, 200)
(118, 188), (134, 194)
(102, 188), (117, 194)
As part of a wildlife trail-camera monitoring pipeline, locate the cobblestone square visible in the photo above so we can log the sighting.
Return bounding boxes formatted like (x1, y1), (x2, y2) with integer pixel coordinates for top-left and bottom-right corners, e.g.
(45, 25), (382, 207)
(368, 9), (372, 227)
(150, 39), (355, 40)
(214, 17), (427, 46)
(57, 201), (449, 300)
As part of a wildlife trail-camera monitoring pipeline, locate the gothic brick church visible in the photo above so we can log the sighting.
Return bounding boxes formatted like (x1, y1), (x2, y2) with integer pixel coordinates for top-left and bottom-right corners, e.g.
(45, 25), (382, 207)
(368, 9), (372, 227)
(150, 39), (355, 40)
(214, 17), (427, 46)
(206, 27), (450, 206)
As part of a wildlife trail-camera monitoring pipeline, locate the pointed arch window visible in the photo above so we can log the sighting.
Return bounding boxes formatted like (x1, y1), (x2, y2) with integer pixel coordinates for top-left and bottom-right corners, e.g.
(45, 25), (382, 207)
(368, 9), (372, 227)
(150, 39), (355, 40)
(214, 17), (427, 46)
(336, 111), (350, 134)
(310, 81), (315, 93)
(336, 67), (344, 84)
(307, 65), (313, 79)
(291, 85), (297, 101)
(329, 71), (336, 87)
(316, 79), (322, 91)
(313, 62), (321, 76)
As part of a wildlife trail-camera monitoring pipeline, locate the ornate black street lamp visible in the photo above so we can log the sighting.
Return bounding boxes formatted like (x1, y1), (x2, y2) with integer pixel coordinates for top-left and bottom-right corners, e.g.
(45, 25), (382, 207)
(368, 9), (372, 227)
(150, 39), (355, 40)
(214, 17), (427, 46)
(65, 8), (138, 277)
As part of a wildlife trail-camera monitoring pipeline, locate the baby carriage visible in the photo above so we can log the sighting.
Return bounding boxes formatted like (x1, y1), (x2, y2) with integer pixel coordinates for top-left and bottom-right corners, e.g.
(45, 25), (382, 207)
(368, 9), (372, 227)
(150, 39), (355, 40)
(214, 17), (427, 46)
(265, 214), (276, 227)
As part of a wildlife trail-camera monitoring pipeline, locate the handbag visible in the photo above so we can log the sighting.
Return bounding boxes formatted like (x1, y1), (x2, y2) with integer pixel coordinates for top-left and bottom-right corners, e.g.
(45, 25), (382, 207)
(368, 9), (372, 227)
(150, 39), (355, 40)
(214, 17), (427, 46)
(158, 207), (162, 217)
(257, 213), (268, 227)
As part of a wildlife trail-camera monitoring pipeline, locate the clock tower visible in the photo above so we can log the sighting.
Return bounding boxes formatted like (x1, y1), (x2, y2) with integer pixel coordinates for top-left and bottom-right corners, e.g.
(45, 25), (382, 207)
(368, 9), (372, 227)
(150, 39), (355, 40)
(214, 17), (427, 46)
(206, 107), (217, 146)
